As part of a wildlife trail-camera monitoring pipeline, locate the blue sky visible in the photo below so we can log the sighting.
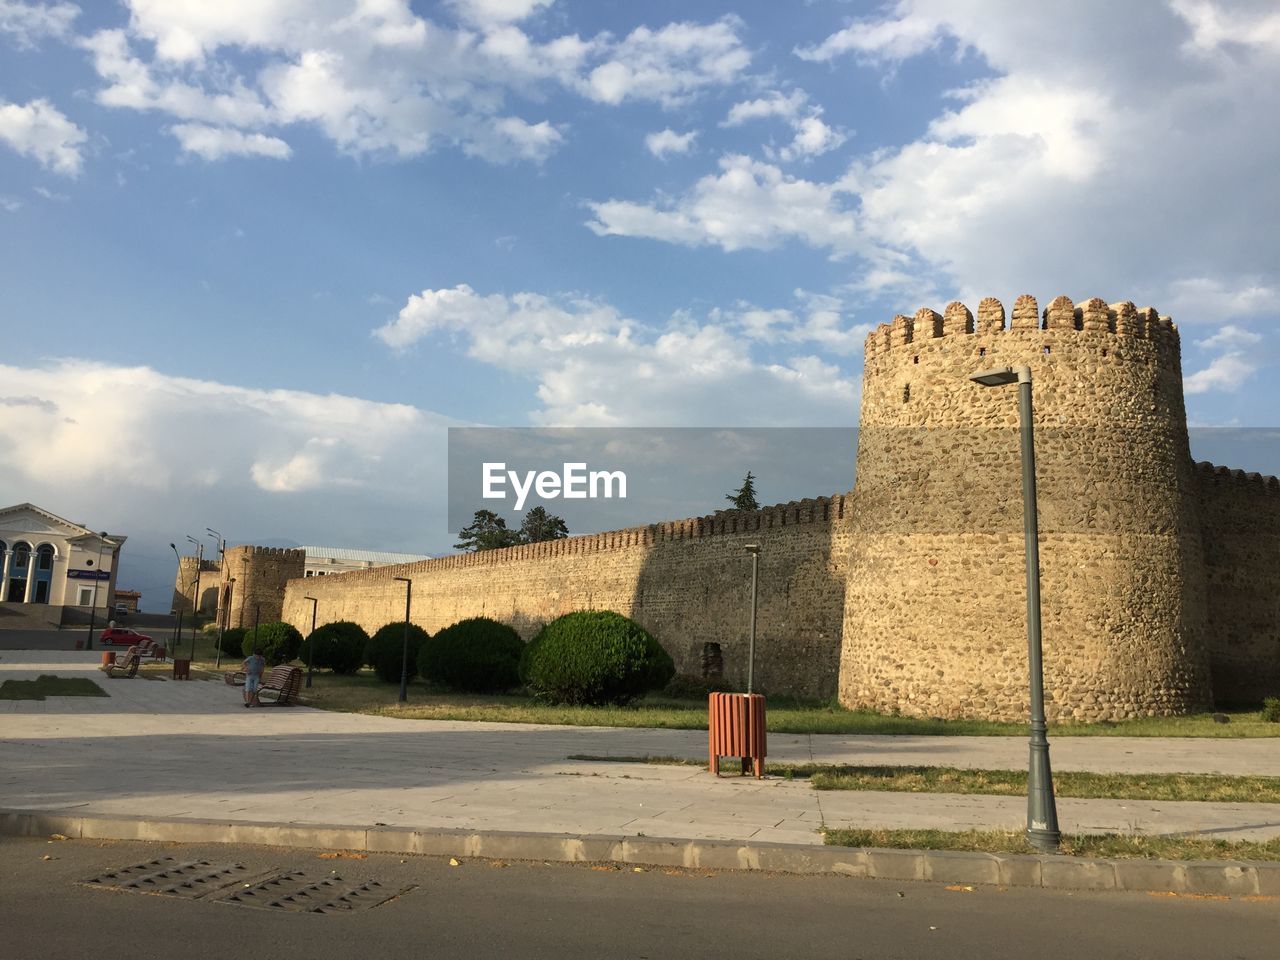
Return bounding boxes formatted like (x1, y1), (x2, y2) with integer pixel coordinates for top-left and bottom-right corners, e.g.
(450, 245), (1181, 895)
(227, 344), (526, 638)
(1, 1), (1278, 606)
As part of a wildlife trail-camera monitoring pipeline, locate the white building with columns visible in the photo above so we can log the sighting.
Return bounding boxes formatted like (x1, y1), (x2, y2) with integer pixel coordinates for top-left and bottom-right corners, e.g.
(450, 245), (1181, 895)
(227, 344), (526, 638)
(0, 503), (125, 625)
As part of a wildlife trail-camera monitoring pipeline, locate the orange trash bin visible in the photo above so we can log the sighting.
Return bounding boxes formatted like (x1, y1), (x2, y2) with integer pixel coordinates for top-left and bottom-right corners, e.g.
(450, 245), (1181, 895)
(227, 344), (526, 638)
(708, 691), (767, 779)
(101, 652), (116, 666)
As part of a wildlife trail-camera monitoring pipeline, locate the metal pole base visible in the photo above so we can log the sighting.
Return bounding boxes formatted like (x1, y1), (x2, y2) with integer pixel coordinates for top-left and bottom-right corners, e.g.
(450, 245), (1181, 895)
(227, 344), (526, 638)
(1027, 723), (1061, 852)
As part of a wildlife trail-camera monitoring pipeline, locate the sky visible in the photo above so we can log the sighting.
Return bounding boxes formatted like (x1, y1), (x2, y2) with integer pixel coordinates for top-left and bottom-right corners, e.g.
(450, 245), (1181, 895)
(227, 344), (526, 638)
(0, 0), (1278, 608)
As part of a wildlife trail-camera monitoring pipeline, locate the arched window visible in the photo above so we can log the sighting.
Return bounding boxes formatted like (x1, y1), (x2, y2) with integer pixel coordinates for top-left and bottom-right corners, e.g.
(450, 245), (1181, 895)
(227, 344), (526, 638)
(37, 545), (54, 571)
(12, 542), (30, 569)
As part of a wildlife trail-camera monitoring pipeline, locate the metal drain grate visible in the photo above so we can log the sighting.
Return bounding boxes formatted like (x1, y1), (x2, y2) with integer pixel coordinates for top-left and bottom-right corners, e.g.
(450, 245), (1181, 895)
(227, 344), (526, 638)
(83, 858), (253, 899)
(82, 859), (409, 915)
(221, 872), (395, 914)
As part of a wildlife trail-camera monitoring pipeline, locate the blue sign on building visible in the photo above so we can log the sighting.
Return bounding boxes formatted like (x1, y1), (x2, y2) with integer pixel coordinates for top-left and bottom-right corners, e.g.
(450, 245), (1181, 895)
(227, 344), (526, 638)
(67, 569), (110, 581)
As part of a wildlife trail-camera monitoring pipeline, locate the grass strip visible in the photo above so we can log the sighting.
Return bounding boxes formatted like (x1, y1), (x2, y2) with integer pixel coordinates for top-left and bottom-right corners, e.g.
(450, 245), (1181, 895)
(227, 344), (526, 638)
(566, 755), (1280, 804)
(175, 635), (1280, 738)
(822, 827), (1280, 862)
(0, 674), (109, 700)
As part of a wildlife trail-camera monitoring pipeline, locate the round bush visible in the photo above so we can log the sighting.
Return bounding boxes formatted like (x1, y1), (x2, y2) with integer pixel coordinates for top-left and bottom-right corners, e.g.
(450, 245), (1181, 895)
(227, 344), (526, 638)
(419, 617), (524, 693)
(243, 621), (304, 666)
(367, 622), (429, 684)
(521, 611), (675, 706)
(299, 621), (369, 674)
(218, 627), (247, 660)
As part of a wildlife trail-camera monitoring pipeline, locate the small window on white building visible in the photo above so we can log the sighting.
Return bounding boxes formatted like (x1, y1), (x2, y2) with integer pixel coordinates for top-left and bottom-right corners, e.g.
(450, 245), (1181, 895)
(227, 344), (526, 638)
(78, 587), (93, 606)
(305, 570), (313, 577)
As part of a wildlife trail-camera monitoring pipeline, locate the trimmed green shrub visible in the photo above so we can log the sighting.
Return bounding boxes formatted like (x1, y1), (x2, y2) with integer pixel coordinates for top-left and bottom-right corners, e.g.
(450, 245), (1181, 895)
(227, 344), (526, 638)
(367, 622), (429, 684)
(419, 617), (524, 693)
(520, 611), (675, 706)
(299, 621), (369, 674)
(218, 627), (247, 660)
(243, 621), (303, 666)
(1263, 697), (1280, 723)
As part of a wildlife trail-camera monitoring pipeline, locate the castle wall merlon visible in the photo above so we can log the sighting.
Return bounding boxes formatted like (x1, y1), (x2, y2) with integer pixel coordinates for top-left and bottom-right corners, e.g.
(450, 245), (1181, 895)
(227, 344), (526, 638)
(1044, 294), (1076, 330)
(944, 301), (974, 336)
(976, 297), (1005, 334)
(1012, 293), (1039, 329)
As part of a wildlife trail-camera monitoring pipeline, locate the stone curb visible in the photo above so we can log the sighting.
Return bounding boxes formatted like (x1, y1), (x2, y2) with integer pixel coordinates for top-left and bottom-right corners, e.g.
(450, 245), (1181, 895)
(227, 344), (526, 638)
(3, 809), (1277, 897)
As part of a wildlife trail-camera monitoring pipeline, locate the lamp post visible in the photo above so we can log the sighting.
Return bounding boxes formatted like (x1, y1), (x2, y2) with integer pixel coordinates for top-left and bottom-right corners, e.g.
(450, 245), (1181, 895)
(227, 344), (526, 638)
(85, 532), (111, 651)
(186, 535), (203, 633)
(970, 365), (1061, 852)
(218, 577), (235, 668)
(303, 596), (318, 688)
(393, 576), (412, 703)
(169, 542), (183, 651)
(207, 528), (224, 660)
(744, 544), (760, 694)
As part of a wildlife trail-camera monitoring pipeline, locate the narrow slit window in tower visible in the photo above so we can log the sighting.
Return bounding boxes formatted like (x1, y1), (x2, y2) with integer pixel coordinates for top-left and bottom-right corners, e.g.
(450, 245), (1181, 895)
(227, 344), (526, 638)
(1043, 345), (1051, 355)
(978, 347), (986, 357)
(902, 384), (911, 403)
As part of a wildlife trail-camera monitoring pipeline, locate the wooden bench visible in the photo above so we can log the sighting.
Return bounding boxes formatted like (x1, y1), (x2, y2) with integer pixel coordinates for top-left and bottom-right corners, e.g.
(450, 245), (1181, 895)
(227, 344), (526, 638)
(102, 648), (141, 679)
(257, 665), (302, 706)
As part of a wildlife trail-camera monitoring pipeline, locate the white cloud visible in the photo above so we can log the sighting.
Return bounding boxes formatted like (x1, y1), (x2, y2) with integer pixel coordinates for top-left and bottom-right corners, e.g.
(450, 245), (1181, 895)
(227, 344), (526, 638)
(721, 290), (869, 355)
(775, 115), (846, 162)
(645, 127), (697, 159)
(0, 0), (77, 49)
(79, 4), (750, 166)
(0, 358), (450, 497)
(794, 9), (943, 63)
(375, 284), (858, 426)
(0, 98), (86, 176)
(0, 194), (22, 211)
(586, 154), (862, 255)
(596, 2), (1280, 333)
(448, 0), (554, 28)
(1185, 352), (1259, 394)
(171, 123), (292, 160)
(1195, 324), (1262, 351)
(723, 89), (808, 126)
(580, 17), (751, 107)
(1172, 0), (1280, 54)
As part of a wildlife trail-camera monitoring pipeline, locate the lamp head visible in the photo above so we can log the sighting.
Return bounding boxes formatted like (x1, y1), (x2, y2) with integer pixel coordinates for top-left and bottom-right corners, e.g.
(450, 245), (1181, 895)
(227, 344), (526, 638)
(970, 367), (1019, 387)
(744, 543), (760, 555)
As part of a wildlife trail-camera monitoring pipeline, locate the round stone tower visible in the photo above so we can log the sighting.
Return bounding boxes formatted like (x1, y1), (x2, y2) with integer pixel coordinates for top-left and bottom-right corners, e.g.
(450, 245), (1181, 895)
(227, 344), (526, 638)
(839, 295), (1212, 721)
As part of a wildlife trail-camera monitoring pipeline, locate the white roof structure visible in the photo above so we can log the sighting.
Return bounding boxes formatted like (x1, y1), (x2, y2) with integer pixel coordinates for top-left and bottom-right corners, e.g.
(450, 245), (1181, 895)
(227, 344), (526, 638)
(299, 546), (431, 565)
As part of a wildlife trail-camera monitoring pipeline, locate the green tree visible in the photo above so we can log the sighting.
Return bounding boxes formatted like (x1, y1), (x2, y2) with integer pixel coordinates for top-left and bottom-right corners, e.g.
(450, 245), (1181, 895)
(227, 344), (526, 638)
(455, 509), (522, 552)
(520, 506), (569, 543)
(726, 471), (760, 511)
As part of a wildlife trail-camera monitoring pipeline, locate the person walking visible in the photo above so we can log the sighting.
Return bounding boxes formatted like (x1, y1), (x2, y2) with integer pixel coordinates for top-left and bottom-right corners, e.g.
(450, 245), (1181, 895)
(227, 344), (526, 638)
(242, 647), (266, 707)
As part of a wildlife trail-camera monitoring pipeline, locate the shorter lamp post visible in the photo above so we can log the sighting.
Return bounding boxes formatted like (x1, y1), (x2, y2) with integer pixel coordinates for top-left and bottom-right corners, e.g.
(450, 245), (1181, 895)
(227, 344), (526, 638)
(744, 544), (760, 694)
(304, 596), (318, 688)
(969, 364), (1060, 852)
(85, 532), (111, 651)
(217, 577), (235, 668)
(393, 576), (412, 703)
(169, 542), (183, 651)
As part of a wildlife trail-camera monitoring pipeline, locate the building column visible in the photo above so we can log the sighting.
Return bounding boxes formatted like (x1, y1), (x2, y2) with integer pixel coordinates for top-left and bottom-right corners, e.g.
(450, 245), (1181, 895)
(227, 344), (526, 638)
(0, 552), (10, 602)
(22, 553), (36, 603)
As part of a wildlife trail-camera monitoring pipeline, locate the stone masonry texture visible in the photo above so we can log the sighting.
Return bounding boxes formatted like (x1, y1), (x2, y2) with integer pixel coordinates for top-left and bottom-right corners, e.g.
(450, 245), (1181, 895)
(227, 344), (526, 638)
(252, 295), (1276, 720)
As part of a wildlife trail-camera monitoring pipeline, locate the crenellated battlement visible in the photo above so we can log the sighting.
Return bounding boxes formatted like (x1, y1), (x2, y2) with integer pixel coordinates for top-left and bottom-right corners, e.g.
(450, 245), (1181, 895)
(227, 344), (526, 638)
(864, 295), (1179, 360)
(1195, 461), (1280, 494)
(231, 545), (307, 560)
(302, 494), (850, 584)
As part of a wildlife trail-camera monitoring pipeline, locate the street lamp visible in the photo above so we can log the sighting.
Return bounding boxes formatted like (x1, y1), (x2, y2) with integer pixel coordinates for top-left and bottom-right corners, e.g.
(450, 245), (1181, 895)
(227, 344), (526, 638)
(169, 542), (184, 651)
(393, 576), (412, 704)
(218, 577), (235, 668)
(207, 529), (225, 665)
(186, 534), (203, 632)
(969, 364), (1061, 852)
(744, 544), (760, 694)
(85, 532), (111, 651)
(303, 596), (319, 689)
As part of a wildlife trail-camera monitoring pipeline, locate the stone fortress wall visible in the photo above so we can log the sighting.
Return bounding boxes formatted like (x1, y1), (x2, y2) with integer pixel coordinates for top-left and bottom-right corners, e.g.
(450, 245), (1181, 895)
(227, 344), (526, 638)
(170, 556), (222, 616)
(281, 498), (852, 700)
(269, 294), (1278, 719)
(220, 546), (305, 630)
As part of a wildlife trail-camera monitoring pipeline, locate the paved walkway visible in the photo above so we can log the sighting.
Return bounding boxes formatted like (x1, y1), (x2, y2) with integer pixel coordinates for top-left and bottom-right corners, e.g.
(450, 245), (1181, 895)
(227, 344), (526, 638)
(2, 652), (1278, 846)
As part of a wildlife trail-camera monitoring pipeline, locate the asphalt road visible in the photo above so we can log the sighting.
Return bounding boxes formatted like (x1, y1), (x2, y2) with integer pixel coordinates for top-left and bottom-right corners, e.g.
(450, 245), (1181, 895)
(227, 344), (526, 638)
(2, 839), (1275, 960)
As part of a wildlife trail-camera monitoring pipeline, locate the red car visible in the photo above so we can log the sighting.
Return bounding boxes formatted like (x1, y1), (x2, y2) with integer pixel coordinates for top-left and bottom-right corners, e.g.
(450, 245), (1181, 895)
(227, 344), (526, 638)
(99, 627), (152, 647)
